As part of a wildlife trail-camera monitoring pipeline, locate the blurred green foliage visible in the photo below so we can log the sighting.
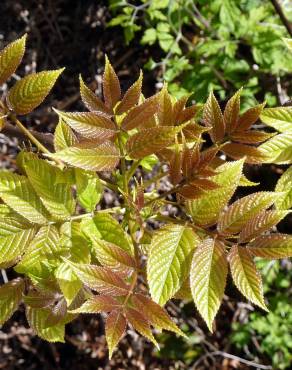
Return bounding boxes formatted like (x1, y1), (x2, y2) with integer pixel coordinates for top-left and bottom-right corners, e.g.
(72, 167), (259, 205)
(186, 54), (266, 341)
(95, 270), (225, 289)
(231, 260), (292, 369)
(108, 0), (292, 107)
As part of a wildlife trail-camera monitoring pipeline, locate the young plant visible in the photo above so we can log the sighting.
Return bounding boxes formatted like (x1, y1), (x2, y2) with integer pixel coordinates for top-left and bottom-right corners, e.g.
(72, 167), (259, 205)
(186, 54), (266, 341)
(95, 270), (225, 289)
(0, 35), (292, 358)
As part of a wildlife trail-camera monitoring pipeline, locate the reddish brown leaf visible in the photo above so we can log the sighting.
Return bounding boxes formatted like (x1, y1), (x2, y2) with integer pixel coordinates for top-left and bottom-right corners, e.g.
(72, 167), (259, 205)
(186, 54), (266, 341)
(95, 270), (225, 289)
(103, 56), (121, 110)
(116, 71), (143, 115)
(178, 184), (205, 199)
(106, 310), (127, 359)
(125, 307), (159, 348)
(169, 144), (183, 185)
(190, 178), (220, 191)
(121, 95), (159, 131)
(224, 89), (241, 133)
(71, 295), (122, 313)
(239, 210), (289, 243)
(172, 95), (190, 123)
(79, 75), (111, 114)
(203, 91), (225, 143)
(236, 103), (266, 131)
(222, 142), (268, 163)
(45, 298), (67, 327)
(158, 85), (173, 125)
(132, 294), (186, 337)
(230, 131), (275, 144)
(247, 233), (292, 259)
(177, 105), (201, 124)
(181, 122), (207, 142)
(182, 143), (200, 178)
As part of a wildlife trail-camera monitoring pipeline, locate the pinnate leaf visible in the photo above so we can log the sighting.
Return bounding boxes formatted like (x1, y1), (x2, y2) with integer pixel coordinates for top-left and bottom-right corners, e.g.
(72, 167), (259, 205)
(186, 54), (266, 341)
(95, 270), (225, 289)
(50, 141), (120, 171)
(71, 295), (122, 313)
(0, 171), (49, 224)
(228, 246), (267, 310)
(275, 167), (292, 210)
(0, 214), (36, 264)
(54, 118), (77, 151)
(116, 71), (143, 115)
(259, 132), (292, 164)
(224, 88), (241, 133)
(147, 224), (199, 305)
(7, 69), (64, 115)
(79, 75), (111, 114)
(203, 91), (225, 143)
(25, 158), (75, 220)
(0, 34), (26, 85)
(103, 56), (121, 110)
(186, 159), (244, 226)
(218, 192), (281, 235)
(125, 307), (159, 349)
(106, 310), (126, 359)
(65, 260), (130, 296)
(247, 234), (292, 259)
(54, 110), (116, 141)
(190, 238), (227, 331)
(121, 95), (158, 131)
(239, 210), (290, 243)
(132, 294), (186, 337)
(260, 107), (292, 133)
(75, 169), (102, 212)
(126, 125), (183, 159)
(0, 278), (24, 326)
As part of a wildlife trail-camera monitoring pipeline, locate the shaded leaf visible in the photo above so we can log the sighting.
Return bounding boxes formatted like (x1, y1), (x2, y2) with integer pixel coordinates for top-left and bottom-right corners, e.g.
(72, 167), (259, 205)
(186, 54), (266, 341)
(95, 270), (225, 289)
(0, 278), (24, 325)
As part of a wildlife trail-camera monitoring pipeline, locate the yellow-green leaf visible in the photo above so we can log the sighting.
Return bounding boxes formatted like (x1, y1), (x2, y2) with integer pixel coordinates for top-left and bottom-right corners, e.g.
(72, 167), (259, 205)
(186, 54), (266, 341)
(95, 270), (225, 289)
(259, 132), (292, 164)
(190, 238), (227, 331)
(275, 167), (292, 210)
(247, 234), (292, 259)
(260, 107), (292, 133)
(147, 224), (199, 305)
(54, 118), (77, 151)
(0, 278), (24, 326)
(0, 34), (26, 85)
(75, 169), (102, 212)
(186, 159), (244, 226)
(25, 158), (75, 220)
(228, 246), (268, 311)
(50, 141), (120, 171)
(0, 171), (50, 224)
(7, 69), (64, 115)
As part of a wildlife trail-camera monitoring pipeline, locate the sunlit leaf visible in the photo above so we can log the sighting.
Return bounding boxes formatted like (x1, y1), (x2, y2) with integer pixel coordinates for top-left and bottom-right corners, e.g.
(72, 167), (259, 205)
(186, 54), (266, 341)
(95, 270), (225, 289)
(203, 91), (225, 143)
(228, 246), (268, 310)
(54, 118), (77, 151)
(106, 310), (126, 359)
(7, 69), (64, 115)
(275, 167), (292, 210)
(222, 142), (267, 163)
(224, 88), (241, 133)
(236, 103), (265, 131)
(260, 107), (292, 133)
(50, 141), (120, 171)
(75, 169), (102, 212)
(103, 56), (121, 110)
(190, 238), (227, 331)
(70, 295), (122, 313)
(0, 34), (26, 85)
(259, 132), (292, 164)
(147, 224), (199, 305)
(116, 70), (143, 114)
(247, 234), (292, 259)
(79, 75), (111, 114)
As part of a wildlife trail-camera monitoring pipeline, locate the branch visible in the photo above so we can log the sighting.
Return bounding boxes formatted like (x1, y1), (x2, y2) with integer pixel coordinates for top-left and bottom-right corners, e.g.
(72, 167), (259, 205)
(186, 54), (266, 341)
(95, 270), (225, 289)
(270, 0), (292, 37)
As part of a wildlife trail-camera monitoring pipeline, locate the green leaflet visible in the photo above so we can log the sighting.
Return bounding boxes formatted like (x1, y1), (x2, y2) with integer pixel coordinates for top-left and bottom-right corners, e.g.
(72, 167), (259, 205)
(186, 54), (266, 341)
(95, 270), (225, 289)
(26, 306), (74, 342)
(0, 171), (50, 224)
(260, 107), (292, 133)
(190, 238), (228, 331)
(0, 278), (24, 325)
(147, 224), (199, 305)
(259, 132), (292, 164)
(54, 118), (77, 151)
(75, 169), (103, 212)
(275, 167), (292, 210)
(25, 158), (76, 220)
(81, 213), (133, 255)
(15, 225), (61, 277)
(186, 159), (244, 226)
(55, 262), (82, 306)
(0, 213), (36, 264)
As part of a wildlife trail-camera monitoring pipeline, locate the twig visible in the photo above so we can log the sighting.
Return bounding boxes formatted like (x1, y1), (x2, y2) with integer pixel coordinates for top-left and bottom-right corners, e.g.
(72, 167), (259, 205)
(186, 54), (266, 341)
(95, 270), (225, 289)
(1, 269), (8, 283)
(270, 0), (292, 37)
